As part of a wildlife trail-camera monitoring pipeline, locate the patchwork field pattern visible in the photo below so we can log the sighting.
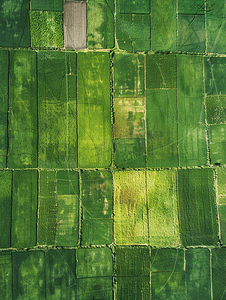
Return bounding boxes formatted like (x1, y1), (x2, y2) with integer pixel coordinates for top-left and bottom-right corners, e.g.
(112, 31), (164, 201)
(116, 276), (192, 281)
(1, 0), (226, 299)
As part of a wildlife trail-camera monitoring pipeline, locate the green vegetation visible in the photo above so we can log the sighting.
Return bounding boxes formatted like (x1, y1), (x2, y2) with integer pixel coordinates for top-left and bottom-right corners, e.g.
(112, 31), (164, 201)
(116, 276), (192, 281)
(115, 247), (150, 276)
(178, 168), (218, 246)
(177, 55), (207, 167)
(178, 15), (205, 52)
(151, 249), (185, 300)
(206, 0), (226, 53)
(30, 0), (63, 11)
(147, 170), (180, 247)
(13, 251), (45, 300)
(146, 89), (178, 168)
(0, 252), (12, 299)
(116, 5), (151, 52)
(8, 50), (37, 169)
(77, 277), (113, 300)
(146, 54), (176, 89)
(0, 50), (8, 168)
(76, 248), (113, 278)
(81, 171), (113, 246)
(114, 53), (144, 97)
(87, 0), (114, 49)
(114, 171), (148, 244)
(212, 248), (226, 299)
(206, 95), (226, 124)
(151, 0), (177, 51)
(208, 124), (226, 164)
(30, 11), (64, 49)
(77, 52), (111, 168)
(37, 170), (57, 246)
(113, 97), (145, 168)
(118, 0), (150, 13)
(178, 0), (204, 14)
(204, 57), (226, 95)
(0, 171), (12, 248)
(46, 249), (76, 299)
(0, 0), (30, 47)
(116, 276), (150, 299)
(11, 170), (37, 248)
(38, 51), (77, 168)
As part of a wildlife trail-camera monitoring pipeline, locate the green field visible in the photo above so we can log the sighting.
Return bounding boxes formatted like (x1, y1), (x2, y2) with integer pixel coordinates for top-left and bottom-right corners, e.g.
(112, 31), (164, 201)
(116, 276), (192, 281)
(147, 169), (180, 247)
(114, 171), (148, 244)
(77, 52), (111, 168)
(81, 170), (113, 246)
(0, 252), (12, 300)
(30, 11), (64, 49)
(177, 55), (207, 167)
(38, 51), (77, 168)
(151, 0), (177, 51)
(8, 50), (37, 169)
(30, 0), (63, 11)
(212, 248), (226, 299)
(0, 171), (12, 248)
(178, 168), (218, 246)
(87, 0), (114, 49)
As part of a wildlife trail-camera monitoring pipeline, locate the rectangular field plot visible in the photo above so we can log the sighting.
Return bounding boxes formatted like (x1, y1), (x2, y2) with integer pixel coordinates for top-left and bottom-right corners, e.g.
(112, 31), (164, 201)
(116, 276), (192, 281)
(37, 170), (79, 246)
(11, 170), (38, 248)
(113, 98), (145, 168)
(151, 249), (185, 300)
(186, 248), (211, 299)
(0, 0), (30, 48)
(205, 95), (226, 125)
(208, 124), (226, 165)
(38, 51), (77, 168)
(146, 54), (176, 89)
(46, 249), (76, 300)
(8, 50), (37, 169)
(13, 251), (45, 300)
(87, 0), (114, 49)
(77, 52), (111, 168)
(31, 0), (63, 11)
(116, 276), (150, 300)
(77, 277), (113, 300)
(146, 89), (178, 168)
(0, 252), (12, 300)
(116, 8), (150, 52)
(206, 0), (226, 54)
(212, 248), (226, 300)
(151, 0), (177, 51)
(114, 171), (148, 245)
(0, 171), (12, 249)
(0, 50), (8, 168)
(114, 53), (144, 97)
(216, 167), (226, 245)
(37, 170), (57, 246)
(147, 169), (180, 247)
(178, 168), (218, 246)
(81, 170), (113, 246)
(177, 55), (207, 167)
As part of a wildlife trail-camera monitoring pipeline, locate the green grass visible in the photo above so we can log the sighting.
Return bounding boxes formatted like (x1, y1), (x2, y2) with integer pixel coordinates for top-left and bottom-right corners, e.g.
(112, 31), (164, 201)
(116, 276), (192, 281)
(118, 0), (150, 13)
(8, 50), (37, 169)
(147, 169), (180, 247)
(114, 171), (148, 245)
(177, 55), (207, 167)
(178, 0), (204, 14)
(30, 11), (64, 49)
(77, 52), (111, 168)
(178, 168), (218, 246)
(13, 251), (45, 300)
(151, 0), (177, 51)
(87, 0), (114, 49)
(0, 50), (8, 168)
(77, 277), (113, 300)
(212, 248), (226, 300)
(206, 95), (226, 124)
(38, 51), (77, 168)
(0, 171), (12, 248)
(146, 89), (178, 168)
(11, 170), (38, 248)
(30, 0), (63, 11)
(46, 249), (76, 299)
(114, 53), (144, 97)
(208, 124), (226, 164)
(0, 252), (12, 299)
(185, 248), (211, 299)
(81, 170), (113, 246)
